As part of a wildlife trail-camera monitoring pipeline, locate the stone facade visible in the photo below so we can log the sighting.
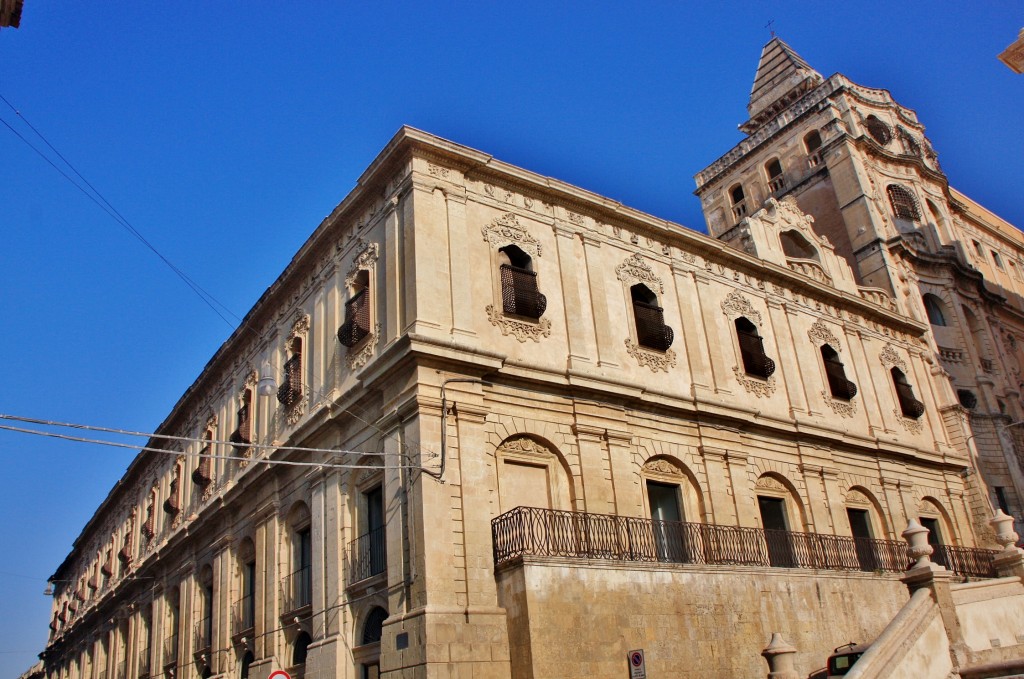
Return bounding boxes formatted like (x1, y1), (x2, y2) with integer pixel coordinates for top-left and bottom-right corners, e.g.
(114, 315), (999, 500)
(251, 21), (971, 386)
(40, 39), (1019, 679)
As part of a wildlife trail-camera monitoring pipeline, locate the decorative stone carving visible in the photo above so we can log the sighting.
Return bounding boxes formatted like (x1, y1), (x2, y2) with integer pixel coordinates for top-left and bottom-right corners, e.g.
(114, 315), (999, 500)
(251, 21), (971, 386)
(346, 241), (380, 288)
(426, 163), (451, 179)
(500, 436), (552, 458)
(679, 251), (696, 264)
(755, 476), (788, 493)
(845, 489), (870, 507)
(486, 305), (552, 342)
(205, 412), (218, 431)
(822, 392), (856, 418)
(880, 344), (907, 371)
(894, 409), (923, 434)
(288, 313), (310, 342)
(625, 339), (677, 373)
(734, 366), (777, 397)
(643, 459), (682, 476)
(481, 213), (541, 257)
(567, 211), (585, 226)
(346, 323), (381, 371)
(807, 319), (839, 348)
(721, 290), (762, 325)
(615, 253), (664, 294)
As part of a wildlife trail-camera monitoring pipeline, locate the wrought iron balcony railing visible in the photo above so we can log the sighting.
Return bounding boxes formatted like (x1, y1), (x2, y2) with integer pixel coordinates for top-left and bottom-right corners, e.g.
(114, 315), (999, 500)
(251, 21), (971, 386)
(491, 506), (998, 580)
(349, 525), (387, 584)
(162, 633), (178, 667)
(193, 618), (212, 655)
(233, 595), (255, 635)
(136, 648), (150, 679)
(281, 565), (312, 615)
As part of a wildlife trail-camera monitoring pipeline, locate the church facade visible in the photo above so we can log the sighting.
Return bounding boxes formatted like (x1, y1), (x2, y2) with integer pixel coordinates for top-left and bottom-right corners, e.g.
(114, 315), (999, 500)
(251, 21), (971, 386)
(38, 39), (1021, 679)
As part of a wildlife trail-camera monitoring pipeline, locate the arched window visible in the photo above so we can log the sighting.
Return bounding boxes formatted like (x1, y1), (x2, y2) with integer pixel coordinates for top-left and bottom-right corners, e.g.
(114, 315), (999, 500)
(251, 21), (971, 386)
(898, 128), (920, 156)
(957, 389), (977, 409)
(292, 631), (312, 667)
(277, 337), (303, 407)
(237, 539), (256, 633)
(821, 345), (857, 400)
(735, 317), (775, 379)
(765, 158), (786, 193)
(497, 244), (547, 319)
(891, 367), (924, 419)
(864, 115), (892, 145)
(886, 185), (921, 221)
(779, 230), (819, 261)
(630, 284), (673, 352)
(729, 184), (747, 220)
(922, 294), (947, 326)
(804, 130), (823, 167)
(338, 270), (371, 347)
(362, 607), (388, 645)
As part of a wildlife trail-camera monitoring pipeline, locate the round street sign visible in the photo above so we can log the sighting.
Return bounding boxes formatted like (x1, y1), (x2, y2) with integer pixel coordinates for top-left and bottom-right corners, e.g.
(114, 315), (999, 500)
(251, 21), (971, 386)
(630, 651), (643, 667)
(269, 671), (291, 679)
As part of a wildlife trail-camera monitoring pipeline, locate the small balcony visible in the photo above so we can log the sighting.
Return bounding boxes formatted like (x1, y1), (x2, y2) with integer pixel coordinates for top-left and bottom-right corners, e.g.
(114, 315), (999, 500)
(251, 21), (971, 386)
(137, 647), (150, 679)
(491, 507), (999, 580)
(281, 565), (312, 617)
(349, 525), (387, 584)
(162, 633), (178, 668)
(193, 618), (212, 658)
(769, 174), (787, 193)
(233, 595), (255, 637)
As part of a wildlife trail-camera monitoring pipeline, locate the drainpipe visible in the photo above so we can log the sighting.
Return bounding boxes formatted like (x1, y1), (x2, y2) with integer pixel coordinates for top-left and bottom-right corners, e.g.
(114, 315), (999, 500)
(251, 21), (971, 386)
(427, 378), (490, 481)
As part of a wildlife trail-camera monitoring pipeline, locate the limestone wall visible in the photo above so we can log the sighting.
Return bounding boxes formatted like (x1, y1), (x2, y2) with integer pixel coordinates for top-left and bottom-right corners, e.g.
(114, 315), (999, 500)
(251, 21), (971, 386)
(495, 557), (907, 679)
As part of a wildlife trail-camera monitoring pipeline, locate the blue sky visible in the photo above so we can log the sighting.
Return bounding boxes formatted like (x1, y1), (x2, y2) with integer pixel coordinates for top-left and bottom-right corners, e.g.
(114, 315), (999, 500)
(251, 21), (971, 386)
(1, 2), (1021, 675)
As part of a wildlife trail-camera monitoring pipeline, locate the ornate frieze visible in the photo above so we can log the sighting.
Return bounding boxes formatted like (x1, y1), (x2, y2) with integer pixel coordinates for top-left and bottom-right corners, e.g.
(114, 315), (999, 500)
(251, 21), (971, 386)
(880, 344), (907, 371)
(721, 290), (762, 325)
(486, 305), (552, 342)
(643, 458), (682, 476)
(822, 393), (856, 418)
(345, 240), (380, 288)
(894, 409), (924, 434)
(625, 339), (677, 373)
(807, 319), (840, 348)
(481, 212), (542, 257)
(733, 366), (778, 397)
(346, 323), (381, 370)
(755, 476), (788, 493)
(500, 436), (552, 458)
(616, 253), (664, 294)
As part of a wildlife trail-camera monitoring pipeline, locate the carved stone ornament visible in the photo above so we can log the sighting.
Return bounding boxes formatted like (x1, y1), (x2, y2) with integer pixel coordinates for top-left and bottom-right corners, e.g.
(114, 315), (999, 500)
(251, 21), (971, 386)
(486, 304), (552, 342)
(895, 409), (923, 434)
(721, 290), (762, 325)
(734, 366), (777, 397)
(679, 251), (697, 264)
(845, 489), (870, 507)
(481, 213), (541, 258)
(879, 344), (907, 371)
(625, 339), (677, 373)
(616, 253), (664, 294)
(426, 162), (451, 179)
(205, 412), (218, 431)
(346, 241), (380, 288)
(643, 459), (682, 476)
(500, 436), (552, 458)
(285, 397), (306, 427)
(289, 313), (311, 341)
(346, 323), (381, 371)
(822, 392), (856, 418)
(755, 476), (788, 494)
(807, 319), (840, 348)
(243, 369), (258, 393)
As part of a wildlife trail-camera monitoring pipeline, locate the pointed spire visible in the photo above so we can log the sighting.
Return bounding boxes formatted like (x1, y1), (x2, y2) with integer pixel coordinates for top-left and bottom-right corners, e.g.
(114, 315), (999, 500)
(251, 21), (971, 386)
(744, 37), (823, 131)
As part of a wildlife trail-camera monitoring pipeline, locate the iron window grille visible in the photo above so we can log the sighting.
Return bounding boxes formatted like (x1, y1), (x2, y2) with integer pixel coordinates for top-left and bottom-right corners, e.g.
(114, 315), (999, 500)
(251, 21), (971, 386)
(633, 300), (674, 352)
(192, 445), (212, 487)
(163, 477), (180, 515)
(865, 116), (892, 145)
(892, 369), (925, 419)
(338, 288), (371, 347)
(822, 349), (857, 400)
(887, 185), (921, 221)
(230, 402), (251, 448)
(736, 319), (775, 378)
(277, 354), (302, 407)
(500, 264), (547, 319)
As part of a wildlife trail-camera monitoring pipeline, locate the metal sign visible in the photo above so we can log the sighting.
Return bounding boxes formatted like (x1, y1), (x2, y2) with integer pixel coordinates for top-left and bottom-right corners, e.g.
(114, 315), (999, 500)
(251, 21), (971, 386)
(627, 649), (646, 679)
(269, 671), (291, 679)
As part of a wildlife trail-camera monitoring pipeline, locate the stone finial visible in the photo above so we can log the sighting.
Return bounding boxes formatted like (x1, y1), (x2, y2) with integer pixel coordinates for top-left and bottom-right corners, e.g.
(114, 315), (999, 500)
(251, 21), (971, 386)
(989, 509), (1020, 551)
(902, 519), (934, 568)
(762, 633), (800, 679)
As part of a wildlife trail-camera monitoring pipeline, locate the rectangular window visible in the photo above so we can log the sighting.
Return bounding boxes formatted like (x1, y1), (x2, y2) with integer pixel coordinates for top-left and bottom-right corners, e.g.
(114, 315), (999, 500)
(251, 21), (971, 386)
(992, 251), (1004, 269)
(995, 487), (1011, 514)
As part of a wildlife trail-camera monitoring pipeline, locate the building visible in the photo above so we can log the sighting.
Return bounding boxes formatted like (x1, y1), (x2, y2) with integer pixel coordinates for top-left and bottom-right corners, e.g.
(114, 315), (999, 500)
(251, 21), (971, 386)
(0, 0), (23, 28)
(38, 39), (1024, 679)
(999, 28), (1024, 73)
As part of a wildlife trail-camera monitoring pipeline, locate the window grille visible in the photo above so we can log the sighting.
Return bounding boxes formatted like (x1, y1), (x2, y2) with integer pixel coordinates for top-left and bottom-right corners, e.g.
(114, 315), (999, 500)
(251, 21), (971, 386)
(886, 185), (920, 221)
(192, 444), (212, 488)
(865, 116), (892, 145)
(633, 300), (674, 351)
(821, 347), (857, 400)
(277, 354), (302, 407)
(500, 264), (547, 319)
(892, 368), (925, 418)
(163, 476), (180, 515)
(736, 318), (775, 378)
(230, 402), (251, 447)
(142, 501), (155, 539)
(338, 287), (371, 347)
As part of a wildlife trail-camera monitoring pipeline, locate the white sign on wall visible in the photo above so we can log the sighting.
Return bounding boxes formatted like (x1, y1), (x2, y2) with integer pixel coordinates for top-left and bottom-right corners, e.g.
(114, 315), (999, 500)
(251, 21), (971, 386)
(627, 649), (646, 679)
